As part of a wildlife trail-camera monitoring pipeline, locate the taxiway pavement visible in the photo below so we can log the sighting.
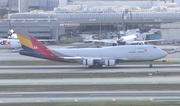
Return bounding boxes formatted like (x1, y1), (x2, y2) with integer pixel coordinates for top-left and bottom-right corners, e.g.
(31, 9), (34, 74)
(0, 77), (179, 85)
(0, 64), (179, 73)
(0, 91), (179, 103)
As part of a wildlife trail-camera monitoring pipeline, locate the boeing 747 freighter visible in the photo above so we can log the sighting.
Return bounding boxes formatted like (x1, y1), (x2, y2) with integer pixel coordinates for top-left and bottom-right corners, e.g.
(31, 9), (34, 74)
(14, 28), (167, 68)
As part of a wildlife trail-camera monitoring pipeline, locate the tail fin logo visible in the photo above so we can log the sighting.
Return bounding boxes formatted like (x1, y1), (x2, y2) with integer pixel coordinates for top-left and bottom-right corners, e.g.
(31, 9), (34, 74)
(0, 40), (11, 45)
(34, 46), (38, 49)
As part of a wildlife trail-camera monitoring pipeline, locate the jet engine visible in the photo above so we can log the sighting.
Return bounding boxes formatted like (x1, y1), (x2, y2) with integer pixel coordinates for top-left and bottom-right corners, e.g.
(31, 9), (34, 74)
(83, 59), (94, 66)
(105, 60), (116, 66)
(112, 43), (117, 46)
(138, 42), (145, 45)
(117, 41), (126, 45)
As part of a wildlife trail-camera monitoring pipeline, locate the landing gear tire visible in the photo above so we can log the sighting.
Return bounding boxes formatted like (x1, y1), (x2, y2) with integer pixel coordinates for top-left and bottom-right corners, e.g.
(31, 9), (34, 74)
(97, 64), (103, 68)
(112, 43), (117, 46)
(94, 63), (103, 68)
(149, 63), (153, 68)
(89, 63), (103, 68)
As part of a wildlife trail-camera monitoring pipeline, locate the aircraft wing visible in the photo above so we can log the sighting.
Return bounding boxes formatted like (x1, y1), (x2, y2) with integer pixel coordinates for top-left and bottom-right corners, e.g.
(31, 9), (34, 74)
(62, 56), (104, 64)
(143, 39), (164, 43)
(37, 39), (56, 42)
(130, 39), (164, 45)
(63, 56), (102, 61)
(87, 39), (117, 45)
(63, 56), (126, 63)
(37, 39), (56, 45)
(62, 57), (83, 63)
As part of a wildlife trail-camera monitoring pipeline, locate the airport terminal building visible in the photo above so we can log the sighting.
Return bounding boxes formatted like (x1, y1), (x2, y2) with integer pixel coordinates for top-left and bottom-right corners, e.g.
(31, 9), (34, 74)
(0, 19), (60, 41)
(1, 0), (180, 42)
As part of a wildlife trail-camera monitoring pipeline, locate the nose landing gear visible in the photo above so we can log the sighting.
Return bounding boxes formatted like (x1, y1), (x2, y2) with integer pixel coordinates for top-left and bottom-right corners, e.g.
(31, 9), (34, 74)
(149, 61), (153, 68)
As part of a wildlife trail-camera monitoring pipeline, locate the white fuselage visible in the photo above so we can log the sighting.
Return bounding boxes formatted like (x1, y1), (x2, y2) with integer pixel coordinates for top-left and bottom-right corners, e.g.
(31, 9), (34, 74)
(53, 45), (167, 61)
(0, 39), (21, 49)
(121, 35), (137, 41)
(118, 35), (138, 44)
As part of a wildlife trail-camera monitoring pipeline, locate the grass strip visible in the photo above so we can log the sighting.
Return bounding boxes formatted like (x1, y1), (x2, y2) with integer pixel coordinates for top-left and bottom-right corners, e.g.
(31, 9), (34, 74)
(0, 72), (179, 79)
(0, 84), (180, 92)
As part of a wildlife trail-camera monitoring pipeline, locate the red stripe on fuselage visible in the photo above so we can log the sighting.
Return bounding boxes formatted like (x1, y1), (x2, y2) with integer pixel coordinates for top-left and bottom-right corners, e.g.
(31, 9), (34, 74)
(30, 36), (66, 62)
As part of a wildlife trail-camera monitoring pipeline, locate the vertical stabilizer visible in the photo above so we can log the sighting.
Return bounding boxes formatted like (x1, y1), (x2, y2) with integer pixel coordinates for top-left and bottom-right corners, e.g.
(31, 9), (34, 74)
(14, 28), (66, 62)
(14, 28), (47, 50)
(14, 28), (49, 59)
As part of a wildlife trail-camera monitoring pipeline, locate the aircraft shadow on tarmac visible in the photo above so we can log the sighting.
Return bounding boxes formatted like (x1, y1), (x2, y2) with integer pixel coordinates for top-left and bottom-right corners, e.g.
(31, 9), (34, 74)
(84, 65), (180, 70)
(4, 65), (180, 70)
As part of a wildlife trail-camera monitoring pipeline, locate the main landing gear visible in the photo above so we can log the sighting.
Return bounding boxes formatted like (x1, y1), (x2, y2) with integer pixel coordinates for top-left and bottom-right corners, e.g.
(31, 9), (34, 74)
(149, 61), (153, 68)
(89, 62), (103, 68)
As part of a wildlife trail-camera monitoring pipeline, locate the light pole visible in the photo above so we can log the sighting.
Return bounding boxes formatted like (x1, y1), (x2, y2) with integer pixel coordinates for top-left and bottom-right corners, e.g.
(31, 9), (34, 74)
(8, 0), (11, 14)
(100, 19), (101, 38)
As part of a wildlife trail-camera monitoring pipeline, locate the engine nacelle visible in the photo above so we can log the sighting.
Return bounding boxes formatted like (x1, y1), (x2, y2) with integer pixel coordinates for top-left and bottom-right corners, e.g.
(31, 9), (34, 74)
(112, 43), (117, 46)
(117, 41), (126, 45)
(83, 59), (94, 66)
(105, 60), (116, 66)
(138, 42), (145, 45)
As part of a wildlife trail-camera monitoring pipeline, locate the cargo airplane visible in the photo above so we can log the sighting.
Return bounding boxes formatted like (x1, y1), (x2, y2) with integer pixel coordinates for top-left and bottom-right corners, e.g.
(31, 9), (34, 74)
(0, 28), (21, 49)
(0, 29), (55, 49)
(0, 39), (21, 49)
(0, 29), (21, 49)
(85, 34), (164, 46)
(116, 35), (164, 45)
(14, 28), (167, 68)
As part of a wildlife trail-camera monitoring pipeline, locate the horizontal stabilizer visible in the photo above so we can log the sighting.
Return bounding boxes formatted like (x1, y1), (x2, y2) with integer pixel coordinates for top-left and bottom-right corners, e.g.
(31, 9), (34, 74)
(63, 57), (83, 60)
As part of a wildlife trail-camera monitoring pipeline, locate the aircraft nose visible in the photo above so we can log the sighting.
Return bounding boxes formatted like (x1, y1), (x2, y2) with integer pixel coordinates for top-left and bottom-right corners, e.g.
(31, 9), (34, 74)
(162, 50), (167, 57)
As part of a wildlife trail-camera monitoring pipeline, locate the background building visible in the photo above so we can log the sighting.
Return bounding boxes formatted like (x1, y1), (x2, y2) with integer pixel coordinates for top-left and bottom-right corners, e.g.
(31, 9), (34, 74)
(9, 0), (18, 11)
(0, 0), (7, 8)
(47, 0), (59, 10)
(59, 0), (67, 6)
(5, 0), (180, 13)
(0, 19), (59, 41)
(172, 0), (180, 6)
(68, 0), (164, 9)
(161, 22), (180, 41)
(18, 0), (59, 13)
(5, 0), (180, 42)
(18, 0), (28, 13)
(0, 0), (18, 10)
(17, 0), (171, 13)
(28, 0), (47, 11)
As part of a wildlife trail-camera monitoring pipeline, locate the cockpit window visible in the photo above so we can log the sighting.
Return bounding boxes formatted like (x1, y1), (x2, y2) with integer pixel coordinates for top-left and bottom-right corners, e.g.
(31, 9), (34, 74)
(153, 47), (157, 48)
